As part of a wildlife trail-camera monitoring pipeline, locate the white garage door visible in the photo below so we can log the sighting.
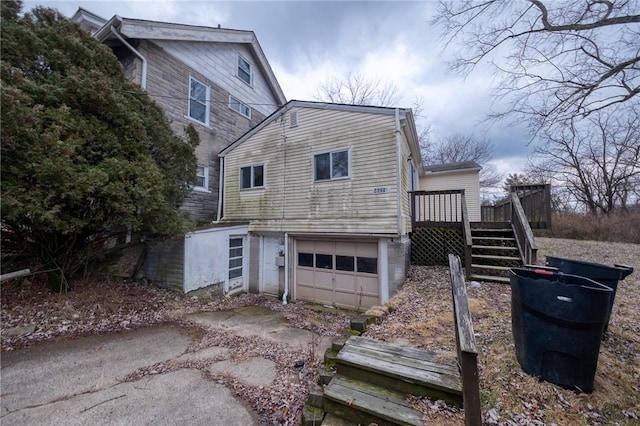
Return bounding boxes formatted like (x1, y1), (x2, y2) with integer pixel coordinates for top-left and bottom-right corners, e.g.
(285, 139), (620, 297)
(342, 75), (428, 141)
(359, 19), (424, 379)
(295, 240), (379, 310)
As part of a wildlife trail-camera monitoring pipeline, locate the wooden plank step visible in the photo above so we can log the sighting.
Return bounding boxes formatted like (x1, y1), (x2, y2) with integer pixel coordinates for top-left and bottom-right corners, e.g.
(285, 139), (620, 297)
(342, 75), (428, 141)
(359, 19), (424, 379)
(324, 375), (423, 426)
(470, 274), (511, 284)
(472, 254), (521, 261)
(471, 236), (515, 241)
(471, 264), (512, 271)
(472, 245), (518, 251)
(336, 336), (462, 405)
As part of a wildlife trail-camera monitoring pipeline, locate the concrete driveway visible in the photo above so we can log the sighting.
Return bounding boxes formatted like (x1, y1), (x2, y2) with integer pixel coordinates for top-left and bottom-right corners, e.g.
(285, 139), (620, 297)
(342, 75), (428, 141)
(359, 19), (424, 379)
(1, 306), (333, 425)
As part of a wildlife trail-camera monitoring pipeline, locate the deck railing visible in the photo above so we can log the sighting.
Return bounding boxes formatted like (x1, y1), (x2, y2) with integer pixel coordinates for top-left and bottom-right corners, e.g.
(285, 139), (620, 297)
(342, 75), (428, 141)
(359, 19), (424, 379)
(511, 192), (538, 264)
(481, 184), (552, 229)
(411, 190), (465, 228)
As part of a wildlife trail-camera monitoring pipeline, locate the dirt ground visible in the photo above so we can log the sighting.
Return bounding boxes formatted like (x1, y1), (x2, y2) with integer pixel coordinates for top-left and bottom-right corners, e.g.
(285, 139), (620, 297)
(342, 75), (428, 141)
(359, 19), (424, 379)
(2, 237), (639, 424)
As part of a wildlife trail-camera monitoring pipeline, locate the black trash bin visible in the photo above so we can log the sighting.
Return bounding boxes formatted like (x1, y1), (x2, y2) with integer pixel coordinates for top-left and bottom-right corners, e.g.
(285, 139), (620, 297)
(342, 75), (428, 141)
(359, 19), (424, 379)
(510, 267), (612, 392)
(546, 256), (633, 335)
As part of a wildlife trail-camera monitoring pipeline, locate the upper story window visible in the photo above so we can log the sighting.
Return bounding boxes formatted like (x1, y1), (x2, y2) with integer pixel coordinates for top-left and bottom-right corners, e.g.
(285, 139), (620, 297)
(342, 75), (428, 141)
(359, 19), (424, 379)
(194, 166), (209, 191)
(237, 56), (251, 85)
(314, 149), (350, 182)
(188, 76), (210, 125)
(229, 95), (251, 118)
(240, 164), (264, 190)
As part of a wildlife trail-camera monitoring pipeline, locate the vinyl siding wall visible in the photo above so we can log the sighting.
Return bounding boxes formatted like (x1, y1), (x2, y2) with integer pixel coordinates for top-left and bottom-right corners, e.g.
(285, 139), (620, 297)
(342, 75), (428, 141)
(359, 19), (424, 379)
(223, 107), (404, 234)
(419, 170), (482, 222)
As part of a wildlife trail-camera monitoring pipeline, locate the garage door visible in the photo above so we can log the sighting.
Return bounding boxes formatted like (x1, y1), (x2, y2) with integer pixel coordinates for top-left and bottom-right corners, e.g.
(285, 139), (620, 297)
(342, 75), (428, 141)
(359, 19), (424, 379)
(295, 240), (379, 310)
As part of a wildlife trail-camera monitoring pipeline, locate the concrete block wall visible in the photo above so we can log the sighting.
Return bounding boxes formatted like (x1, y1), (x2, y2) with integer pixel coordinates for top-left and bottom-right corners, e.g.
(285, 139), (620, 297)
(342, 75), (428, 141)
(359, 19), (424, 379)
(387, 235), (411, 297)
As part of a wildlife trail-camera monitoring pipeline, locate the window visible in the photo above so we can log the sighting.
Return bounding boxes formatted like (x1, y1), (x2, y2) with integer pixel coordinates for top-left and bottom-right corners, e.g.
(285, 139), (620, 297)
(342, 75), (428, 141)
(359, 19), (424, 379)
(240, 164), (265, 189)
(357, 257), (378, 274)
(298, 253), (313, 267)
(237, 56), (251, 85)
(315, 254), (333, 270)
(229, 96), (251, 118)
(314, 149), (350, 181)
(336, 255), (355, 272)
(188, 77), (210, 125)
(229, 237), (243, 279)
(194, 166), (209, 191)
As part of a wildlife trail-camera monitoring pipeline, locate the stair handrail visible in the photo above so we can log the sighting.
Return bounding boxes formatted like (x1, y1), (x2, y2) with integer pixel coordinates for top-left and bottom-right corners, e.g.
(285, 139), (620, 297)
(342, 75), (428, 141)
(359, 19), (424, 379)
(448, 254), (481, 426)
(461, 191), (473, 276)
(510, 192), (538, 264)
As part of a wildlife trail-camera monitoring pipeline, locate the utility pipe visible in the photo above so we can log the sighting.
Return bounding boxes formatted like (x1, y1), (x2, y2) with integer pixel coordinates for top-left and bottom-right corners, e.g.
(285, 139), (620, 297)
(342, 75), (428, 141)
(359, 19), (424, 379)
(216, 157), (224, 222)
(110, 26), (147, 90)
(282, 232), (289, 305)
(394, 108), (403, 236)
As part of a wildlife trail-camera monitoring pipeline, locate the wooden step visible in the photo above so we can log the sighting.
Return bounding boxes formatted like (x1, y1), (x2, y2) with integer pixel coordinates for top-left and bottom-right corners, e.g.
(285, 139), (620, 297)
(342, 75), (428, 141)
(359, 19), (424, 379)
(472, 245), (518, 251)
(470, 274), (511, 284)
(324, 375), (423, 426)
(472, 254), (521, 261)
(471, 264), (512, 271)
(471, 236), (516, 242)
(335, 336), (462, 406)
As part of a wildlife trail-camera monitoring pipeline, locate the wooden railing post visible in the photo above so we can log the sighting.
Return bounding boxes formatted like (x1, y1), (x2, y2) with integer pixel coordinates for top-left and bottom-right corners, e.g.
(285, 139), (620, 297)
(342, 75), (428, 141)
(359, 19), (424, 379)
(461, 192), (473, 277)
(510, 192), (538, 264)
(448, 254), (481, 426)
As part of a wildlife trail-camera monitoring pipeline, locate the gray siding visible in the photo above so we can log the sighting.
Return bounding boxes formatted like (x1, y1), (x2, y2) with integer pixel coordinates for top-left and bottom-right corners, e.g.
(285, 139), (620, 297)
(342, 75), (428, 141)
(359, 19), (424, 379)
(141, 238), (185, 290)
(116, 40), (269, 222)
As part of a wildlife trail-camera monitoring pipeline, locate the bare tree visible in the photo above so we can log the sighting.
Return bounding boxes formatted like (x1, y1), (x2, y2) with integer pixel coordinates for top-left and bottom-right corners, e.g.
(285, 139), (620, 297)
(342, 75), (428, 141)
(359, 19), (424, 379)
(314, 70), (400, 106)
(425, 133), (503, 188)
(529, 109), (640, 215)
(433, 0), (640, 131)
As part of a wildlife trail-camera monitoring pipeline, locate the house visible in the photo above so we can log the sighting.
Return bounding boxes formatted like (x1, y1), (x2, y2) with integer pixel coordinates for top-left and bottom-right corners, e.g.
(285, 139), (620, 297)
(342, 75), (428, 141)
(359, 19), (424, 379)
(72, 9), (286, 290)
(420, 161), (482, 222)
(208, 101), (423, 310)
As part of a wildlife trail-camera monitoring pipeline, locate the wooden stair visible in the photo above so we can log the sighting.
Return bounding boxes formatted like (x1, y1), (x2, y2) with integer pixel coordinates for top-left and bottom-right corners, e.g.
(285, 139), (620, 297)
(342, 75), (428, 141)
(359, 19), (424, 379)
(469, 226), (522, 283)
(322, 336), (462, 425)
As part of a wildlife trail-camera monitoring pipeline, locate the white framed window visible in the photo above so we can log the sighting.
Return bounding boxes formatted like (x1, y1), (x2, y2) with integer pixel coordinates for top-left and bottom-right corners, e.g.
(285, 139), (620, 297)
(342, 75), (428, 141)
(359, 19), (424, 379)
(194, 166), (209, 191)
(237, 55), (251, 85)
(229, 95), (251, 118)
(240, 164), (265, 190)
(314, 148), (350, 182)
(188, 76), (210, 125)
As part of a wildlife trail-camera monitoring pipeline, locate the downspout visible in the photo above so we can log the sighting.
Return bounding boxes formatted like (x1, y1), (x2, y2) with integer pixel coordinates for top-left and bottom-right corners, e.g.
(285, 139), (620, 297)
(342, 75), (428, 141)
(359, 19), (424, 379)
(110, 26), (147, 90)
(216, 157), (224, 222)
(282, 232), (289, 305)
(395, 108), (403, 236)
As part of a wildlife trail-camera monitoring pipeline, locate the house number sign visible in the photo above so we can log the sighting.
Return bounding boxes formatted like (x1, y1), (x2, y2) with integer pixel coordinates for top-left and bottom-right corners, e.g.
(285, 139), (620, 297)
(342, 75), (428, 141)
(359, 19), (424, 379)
(373, 186), (390, 194)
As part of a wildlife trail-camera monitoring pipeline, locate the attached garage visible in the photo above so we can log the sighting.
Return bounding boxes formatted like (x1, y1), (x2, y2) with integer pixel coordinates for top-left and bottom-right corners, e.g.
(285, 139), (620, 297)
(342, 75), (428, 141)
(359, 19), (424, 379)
(295, 239), (380, 310)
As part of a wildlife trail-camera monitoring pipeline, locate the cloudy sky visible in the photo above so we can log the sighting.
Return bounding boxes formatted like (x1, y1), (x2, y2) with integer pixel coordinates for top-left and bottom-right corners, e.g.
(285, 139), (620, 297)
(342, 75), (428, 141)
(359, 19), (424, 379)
(22, 0), (532, 180)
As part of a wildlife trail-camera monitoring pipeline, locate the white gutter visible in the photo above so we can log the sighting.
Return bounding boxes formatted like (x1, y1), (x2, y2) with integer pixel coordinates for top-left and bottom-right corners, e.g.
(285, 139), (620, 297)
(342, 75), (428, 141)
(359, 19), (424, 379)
(395, 108), (403, 236)
(282, 232), (289, 305)
(110, 26), (147, 90)
(216, 157), (224, 222)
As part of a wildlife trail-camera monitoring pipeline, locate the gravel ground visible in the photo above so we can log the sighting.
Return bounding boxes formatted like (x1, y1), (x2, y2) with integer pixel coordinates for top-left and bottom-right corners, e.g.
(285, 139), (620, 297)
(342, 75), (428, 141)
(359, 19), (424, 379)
(2, 237), (638, 424)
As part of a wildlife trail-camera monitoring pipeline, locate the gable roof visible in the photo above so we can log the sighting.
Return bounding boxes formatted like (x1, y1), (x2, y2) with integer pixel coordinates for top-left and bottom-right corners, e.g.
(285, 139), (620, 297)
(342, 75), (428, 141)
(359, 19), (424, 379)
(219, 100), (421, 160)
(74, 10), (285, 105)
(422, 161), (481, 175)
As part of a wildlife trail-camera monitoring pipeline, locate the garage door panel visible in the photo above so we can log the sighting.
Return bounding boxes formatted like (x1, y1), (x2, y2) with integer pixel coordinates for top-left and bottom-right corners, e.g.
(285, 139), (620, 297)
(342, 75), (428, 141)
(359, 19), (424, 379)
(334, 241), (356, 256)
(356, 242), (378, 257)
(355, 275), (379, 293)
(297, 284), (314, 300)
(335, 273), (355, 291)
(334, 291), (356, 310)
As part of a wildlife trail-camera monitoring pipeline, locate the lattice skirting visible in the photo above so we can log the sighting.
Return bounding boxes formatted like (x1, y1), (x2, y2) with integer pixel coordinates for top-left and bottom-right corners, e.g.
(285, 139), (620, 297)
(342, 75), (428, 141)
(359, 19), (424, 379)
(411, 227), (464, 266)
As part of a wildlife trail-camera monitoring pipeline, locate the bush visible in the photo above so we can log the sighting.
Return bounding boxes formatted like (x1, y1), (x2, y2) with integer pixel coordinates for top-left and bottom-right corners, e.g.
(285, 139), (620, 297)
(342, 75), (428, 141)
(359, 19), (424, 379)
(536, 212), (640, 244)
